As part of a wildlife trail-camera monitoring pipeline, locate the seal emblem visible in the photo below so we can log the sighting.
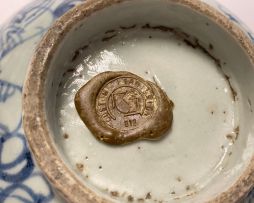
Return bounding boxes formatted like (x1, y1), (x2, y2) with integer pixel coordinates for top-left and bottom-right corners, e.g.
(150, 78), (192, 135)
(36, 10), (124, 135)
(75, 71), (173, 145)
(96, 76), (157, 131)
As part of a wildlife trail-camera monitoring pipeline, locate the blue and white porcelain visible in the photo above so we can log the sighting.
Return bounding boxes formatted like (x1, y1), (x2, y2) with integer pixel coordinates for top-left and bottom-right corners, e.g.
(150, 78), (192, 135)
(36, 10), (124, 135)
(0, 0), (253, 202)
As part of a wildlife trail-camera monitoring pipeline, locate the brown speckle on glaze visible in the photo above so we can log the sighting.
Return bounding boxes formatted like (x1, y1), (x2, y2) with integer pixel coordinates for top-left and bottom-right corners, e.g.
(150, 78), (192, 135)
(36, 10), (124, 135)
(63, 133), (69, 139)
(102, 34), (117, 42)
(145, 192), (152, 199)
(235, 126), (239, 140)
(127, 195), (134, 202)
(71, 44), (89, 62)
(221, 145), (225, 149)
(80, 44), (89, 51)
(229, 152), (233, 156)
(176, 176), (182, 182)
(183, 39), (196, 49)
(137, 146), (141, 150)
(85, 156), (88, 160)
(248, 98), (252, 107)
(67, 68), (75, 73)
(171, 191), (176, 195)
(226, 134), (234, 142)
(209, 43), (214, 50)
(186, 185), (191, 191)
(99, 165), (102, 170)
(149, 35), (152, 39)
(211, 110), (214, 115)
(224, 75), (237, 101)
(110, 191), (119, 197)
(182, 37), (222, 68)
(206, 22), (210, 26)
(63, 68), (76, 76)
(105, 29), (116, 34)
(76, 163), (84, 172)
(226, 126), (239, 143)
(72, 50), (80, 62)
(141, 23), (173, 32)
(248, 98), (253, 112)
(181, 31), (190, 38)
(120, 24), (136, 30)
(186, 191), (198, 197)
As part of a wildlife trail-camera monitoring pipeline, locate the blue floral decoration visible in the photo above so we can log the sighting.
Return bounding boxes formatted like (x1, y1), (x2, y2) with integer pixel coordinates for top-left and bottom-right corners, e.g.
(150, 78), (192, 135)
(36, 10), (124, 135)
(0, 0), (83, 202)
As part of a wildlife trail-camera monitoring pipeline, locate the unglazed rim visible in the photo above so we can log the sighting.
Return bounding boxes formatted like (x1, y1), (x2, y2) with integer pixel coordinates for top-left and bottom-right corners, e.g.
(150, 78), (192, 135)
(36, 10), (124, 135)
(22, 0), (254, 202)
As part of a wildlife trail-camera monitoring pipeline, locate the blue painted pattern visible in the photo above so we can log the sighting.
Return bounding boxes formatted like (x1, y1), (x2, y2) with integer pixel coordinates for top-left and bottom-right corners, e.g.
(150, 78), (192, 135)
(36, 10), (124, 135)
(0, 116), (53, 203)
(0, 0), (83, 60)
(53, 0), (84, 18)
(217, 4), (254, 43)
(0, 79), (22, 102)
(0, 0), (83, 202)
(0, 79), (53, 203)
(0, 0), (53, 60)
(248, 32), (254, 43)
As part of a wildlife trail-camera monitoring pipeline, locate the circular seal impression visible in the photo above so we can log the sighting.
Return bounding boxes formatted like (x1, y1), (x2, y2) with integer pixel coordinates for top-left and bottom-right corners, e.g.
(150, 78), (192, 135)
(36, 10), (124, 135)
(96, 76), (157, 131)
(75, 71), (173, 145)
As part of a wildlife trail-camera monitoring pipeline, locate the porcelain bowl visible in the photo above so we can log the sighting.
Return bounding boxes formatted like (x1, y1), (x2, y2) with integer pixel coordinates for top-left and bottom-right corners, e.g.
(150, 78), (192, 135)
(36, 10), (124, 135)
(22, 0), (254, 202)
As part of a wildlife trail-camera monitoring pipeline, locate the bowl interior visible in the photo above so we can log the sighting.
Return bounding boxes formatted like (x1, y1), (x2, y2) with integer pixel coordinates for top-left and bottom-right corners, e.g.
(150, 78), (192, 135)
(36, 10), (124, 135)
(44, 0), (254, 202)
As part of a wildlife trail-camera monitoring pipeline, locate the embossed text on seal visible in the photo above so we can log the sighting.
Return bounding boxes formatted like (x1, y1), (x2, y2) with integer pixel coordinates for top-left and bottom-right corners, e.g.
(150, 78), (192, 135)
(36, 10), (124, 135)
(96, 76), (157, 131)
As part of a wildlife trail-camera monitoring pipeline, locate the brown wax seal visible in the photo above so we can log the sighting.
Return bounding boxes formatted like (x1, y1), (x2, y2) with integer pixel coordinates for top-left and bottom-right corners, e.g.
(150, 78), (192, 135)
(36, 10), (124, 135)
(75, 71), (173, 145)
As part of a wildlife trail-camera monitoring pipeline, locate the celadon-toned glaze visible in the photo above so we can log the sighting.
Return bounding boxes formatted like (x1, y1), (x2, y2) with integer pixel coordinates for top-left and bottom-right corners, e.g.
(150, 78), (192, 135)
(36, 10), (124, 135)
(22, 0), (254, 203)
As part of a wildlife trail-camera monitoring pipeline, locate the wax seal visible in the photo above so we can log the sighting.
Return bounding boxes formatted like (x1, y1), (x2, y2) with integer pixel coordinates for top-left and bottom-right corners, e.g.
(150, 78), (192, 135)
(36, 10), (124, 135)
(75, 71), (173, 145)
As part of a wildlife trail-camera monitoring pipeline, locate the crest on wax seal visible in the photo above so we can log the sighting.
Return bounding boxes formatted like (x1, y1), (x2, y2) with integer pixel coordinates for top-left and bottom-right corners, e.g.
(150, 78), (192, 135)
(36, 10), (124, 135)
(96, 76), (157, 131)
(75, 71), (173, 145)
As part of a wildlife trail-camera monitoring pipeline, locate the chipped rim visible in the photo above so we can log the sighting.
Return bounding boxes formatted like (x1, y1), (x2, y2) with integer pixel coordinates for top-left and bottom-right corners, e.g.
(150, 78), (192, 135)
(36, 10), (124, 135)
(22, 0), (254, 202)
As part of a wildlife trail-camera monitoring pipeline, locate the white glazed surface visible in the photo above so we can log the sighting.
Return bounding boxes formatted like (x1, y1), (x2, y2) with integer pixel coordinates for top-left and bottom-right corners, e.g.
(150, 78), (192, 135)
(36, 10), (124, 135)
(56, 28), (239, 202)
(44, 0), (254, 202)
